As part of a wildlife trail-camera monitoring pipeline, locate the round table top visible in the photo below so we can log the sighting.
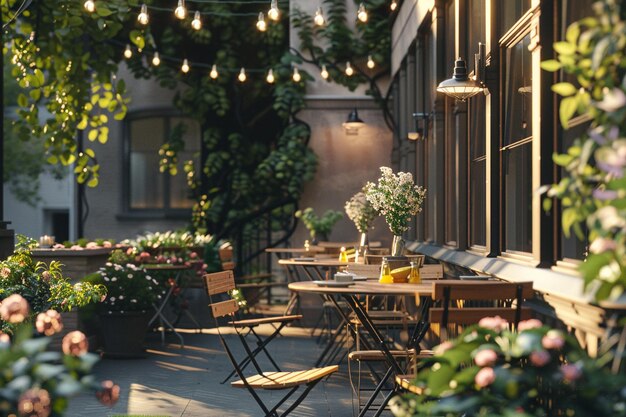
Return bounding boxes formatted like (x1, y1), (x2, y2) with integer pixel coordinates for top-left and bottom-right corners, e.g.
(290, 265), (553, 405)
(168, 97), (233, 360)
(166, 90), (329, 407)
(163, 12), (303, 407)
(278, 259), (352, 267)
(288, 280), (434, 296)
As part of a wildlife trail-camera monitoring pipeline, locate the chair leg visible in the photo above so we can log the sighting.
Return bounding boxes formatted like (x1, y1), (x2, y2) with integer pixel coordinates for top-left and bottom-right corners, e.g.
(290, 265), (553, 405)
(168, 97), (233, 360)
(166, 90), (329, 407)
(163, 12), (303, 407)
(277, 379), (322, 416)
(357, 366), (393, 417)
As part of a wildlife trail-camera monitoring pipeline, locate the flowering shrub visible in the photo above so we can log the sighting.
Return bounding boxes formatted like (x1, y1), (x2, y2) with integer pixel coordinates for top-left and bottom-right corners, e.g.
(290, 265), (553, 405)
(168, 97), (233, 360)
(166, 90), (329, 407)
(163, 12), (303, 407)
(92, 251), (163, 313)
(122, 230), (212, 252)
(0, 236), (106, 333)
(364, 167), (426, 235)
(0, 294), (120, 416)
(389, 317), (626, 417)
(541, 1), (626, 301)
(294, 208), (343, 241)
(345, 190), (378, 234)
(52, 238), (115, 250)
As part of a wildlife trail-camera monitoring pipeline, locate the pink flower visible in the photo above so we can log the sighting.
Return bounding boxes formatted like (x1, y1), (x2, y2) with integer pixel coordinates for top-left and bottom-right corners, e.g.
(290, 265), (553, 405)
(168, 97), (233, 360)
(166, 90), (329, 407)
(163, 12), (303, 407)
(0, 331), (10, 344)
(18, 388), (51, 417)
(542, 330), (565, 350)
(0, 267), (11, 278)
(36, 310), (63, 336)
(190, 251), (198, 259)
(70, 245), (83, 250)
(478, 316), (509, 332)
(41, 271), (51, 282)
(0, 294), (30, 323)
(102, 241), (113, 248)
(589, 237), (618, 254)
(517, 319), (543, 332)
(561, 364), (582, 382)
(62, 331), (88, 356)
(52, 243), (65, 249)
(474, 349), (498, 367)
(474, 367), (496, 388)
(96, 380), (120, 407)
(86, 241), (99, 249)
(434, 341), (454, 355)
(529, 350), (551, 367)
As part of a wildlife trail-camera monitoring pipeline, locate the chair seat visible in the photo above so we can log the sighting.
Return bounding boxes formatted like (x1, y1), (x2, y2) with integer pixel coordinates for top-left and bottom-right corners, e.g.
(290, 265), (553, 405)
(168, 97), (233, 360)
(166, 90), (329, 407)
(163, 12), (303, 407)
(348, 349), (434, 361)
(232, 365), (339, 390)
(229, 314), (303, 327)
(395, 374), (423, 394)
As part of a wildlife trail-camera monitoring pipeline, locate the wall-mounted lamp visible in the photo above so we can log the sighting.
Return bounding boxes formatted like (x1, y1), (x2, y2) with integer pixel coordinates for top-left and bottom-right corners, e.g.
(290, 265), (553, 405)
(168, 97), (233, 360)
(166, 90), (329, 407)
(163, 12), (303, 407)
(343, 108), (365, 135)
(437, 42), (487, 101)
(408, 112), (431, 140)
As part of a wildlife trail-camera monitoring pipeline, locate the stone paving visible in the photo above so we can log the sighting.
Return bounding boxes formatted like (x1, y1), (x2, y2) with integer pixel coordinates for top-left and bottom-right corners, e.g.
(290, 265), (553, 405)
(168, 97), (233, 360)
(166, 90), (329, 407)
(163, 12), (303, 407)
(65, 324), (360, 417)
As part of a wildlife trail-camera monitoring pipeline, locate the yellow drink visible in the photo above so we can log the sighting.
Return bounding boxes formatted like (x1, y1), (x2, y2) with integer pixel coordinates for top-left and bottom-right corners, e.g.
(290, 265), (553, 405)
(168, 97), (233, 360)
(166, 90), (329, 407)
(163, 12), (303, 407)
(408, 261), (421, 284)
(379, 260), (393, 284)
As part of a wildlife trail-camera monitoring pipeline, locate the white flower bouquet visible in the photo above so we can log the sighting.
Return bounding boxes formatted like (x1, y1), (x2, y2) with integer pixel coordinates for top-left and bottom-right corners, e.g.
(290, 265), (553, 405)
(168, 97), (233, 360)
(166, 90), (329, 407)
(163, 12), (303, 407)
(364, 167), (426, 235)
(345, 191), (378, 234)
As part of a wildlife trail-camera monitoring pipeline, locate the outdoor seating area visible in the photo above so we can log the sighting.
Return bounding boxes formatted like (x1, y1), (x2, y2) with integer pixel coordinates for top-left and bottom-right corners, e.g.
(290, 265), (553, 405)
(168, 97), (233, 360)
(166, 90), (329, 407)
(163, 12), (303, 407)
(2, 0), (626, 416)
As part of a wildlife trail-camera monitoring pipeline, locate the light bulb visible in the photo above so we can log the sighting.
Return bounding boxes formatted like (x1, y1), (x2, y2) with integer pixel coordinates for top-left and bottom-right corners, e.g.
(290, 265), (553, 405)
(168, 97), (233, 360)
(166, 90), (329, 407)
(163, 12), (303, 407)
(181, 59), (190, 73)
(256, 12), (267, 31)
(210, 64), (218, 79)
(152, 52), (161, 66)
(191, 10), (202, 30)
(138, 4), (149, 25)
(357, 3), (368, 22)
(124, 44), (132, 59)
(345, 61), (353, 76)
(320, 64), (329, 80)
(238, 67), (247, 82)
(367, 55), (375, 69)
(268, 0), (279, 21)
(174, 0), (186, 20)
(314, 7), (325, 26)
(390, 0), (398, 11)
(84, 0), (95, 13)
(292, 67), (301, 82)
(266, 69), (275, 84)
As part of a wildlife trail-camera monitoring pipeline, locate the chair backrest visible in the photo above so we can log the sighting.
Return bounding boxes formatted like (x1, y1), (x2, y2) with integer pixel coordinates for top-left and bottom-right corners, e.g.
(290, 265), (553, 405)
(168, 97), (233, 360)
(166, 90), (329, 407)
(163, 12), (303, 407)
(218, 246), (236, 271)
(429, 280), (534, 329)
(204, 270), (239, 318)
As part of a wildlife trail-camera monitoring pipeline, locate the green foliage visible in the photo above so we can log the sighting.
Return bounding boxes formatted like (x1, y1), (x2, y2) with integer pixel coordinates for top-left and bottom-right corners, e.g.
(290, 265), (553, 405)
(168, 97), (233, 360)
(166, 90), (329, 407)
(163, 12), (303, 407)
(0, 236), (106, 333)
(542, 0), (626, 301)
(390, 319), (626, 417)
(295, 207), (343, 240)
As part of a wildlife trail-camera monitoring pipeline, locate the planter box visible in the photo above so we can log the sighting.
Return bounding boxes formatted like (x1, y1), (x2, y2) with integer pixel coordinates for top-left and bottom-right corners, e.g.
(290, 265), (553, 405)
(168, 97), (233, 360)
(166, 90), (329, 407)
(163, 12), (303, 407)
(31, 248), (112, 283)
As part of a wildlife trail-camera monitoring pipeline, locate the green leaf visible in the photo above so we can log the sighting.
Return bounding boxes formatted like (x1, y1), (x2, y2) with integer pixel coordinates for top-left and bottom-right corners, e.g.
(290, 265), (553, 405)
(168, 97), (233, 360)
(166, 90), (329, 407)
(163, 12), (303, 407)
(561, 207), (578, 236)
(543, 197), (553, 212)
(17, 93), (28, 107)
(554, 41), (577, 55)
(553, 152), (574, 166)
(559, 95), (579, 128)
(85, 148), (95, 158)
(96, 7), (113, 16)
(565, 22), (580, 44)
(87, 177), (99, 187)
(592, 37), (611, 71)
(551, 82), (577, 97)
(33, 69), (45, 87)
(87, 129), (98, 141)
(540, 59), (562, 72)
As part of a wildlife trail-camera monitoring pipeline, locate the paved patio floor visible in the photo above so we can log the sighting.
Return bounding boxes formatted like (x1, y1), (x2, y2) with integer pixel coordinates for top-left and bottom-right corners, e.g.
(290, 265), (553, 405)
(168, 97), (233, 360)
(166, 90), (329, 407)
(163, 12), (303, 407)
(65, 324), (361, 417)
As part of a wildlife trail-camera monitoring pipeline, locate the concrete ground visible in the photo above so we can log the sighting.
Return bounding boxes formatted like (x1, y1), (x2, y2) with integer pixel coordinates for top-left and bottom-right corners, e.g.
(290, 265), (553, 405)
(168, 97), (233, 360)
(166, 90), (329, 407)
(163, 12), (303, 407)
(65, 323), (362, 417)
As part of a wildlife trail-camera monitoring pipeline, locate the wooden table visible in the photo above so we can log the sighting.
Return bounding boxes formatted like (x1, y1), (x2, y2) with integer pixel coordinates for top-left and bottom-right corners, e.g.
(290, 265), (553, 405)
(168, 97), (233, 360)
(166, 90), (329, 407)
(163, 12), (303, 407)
(288, 280), (436, 417)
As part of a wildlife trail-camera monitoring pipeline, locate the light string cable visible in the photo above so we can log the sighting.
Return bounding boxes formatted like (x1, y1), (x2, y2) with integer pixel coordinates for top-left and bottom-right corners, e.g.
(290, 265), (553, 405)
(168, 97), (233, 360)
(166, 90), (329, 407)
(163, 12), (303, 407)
(3, 0), (33, 29)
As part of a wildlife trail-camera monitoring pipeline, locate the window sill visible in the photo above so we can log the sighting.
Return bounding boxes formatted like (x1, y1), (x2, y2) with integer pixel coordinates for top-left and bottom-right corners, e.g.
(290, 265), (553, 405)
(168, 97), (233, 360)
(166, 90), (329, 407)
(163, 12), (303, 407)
(497, 251), (540, 268)
(551, 259), (582, 277)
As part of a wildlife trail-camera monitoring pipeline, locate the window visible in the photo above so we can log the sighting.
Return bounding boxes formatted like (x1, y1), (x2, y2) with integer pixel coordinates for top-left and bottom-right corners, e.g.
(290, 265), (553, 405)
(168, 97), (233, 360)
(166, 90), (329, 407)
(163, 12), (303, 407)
(125, 112), (200, 213)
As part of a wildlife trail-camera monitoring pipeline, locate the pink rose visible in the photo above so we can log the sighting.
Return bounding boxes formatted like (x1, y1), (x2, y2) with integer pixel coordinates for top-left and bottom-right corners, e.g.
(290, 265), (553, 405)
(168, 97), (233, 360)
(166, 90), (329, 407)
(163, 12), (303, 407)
(0, 294), (30, 323)
(62, 331), (88, 356)
(0, 267), (11, 278)
(86, 242), (99, 249)
(542, 330), (565, 350)
(18, 388), (51, 417)
(96, 380), (120, 407)
(102, 241), (113, 248)
(36, 310), (64, 336)
(474, 349), (498, 367)
(52, 243), (65, 249)
(41, 271), (51, 282)
(0, 331), (10, 344)
(70, 245), (83, 250)
(478, 316), (509, 332)
(517, 319), (543, 332)
(561, 364), (582, 382)
(434, 341), (454, 355)
(475, 367), (496, 388)
(190, 251), (198, 259)
(529, 350), (551, 367)
(589, 237), (618, 254)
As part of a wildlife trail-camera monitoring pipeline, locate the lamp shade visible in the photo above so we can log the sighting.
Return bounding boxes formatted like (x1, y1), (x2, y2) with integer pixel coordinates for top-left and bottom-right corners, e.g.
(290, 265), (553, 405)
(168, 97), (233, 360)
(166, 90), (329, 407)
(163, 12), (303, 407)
(343, 108), (365, 134)
(437, 57), (484, 101)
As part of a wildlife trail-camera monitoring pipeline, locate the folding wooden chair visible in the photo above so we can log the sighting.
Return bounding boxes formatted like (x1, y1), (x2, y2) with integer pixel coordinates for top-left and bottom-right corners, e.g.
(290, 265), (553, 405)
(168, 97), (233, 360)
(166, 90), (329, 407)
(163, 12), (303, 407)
(394, 280), (534, 397)
(205, 270), (338, 417)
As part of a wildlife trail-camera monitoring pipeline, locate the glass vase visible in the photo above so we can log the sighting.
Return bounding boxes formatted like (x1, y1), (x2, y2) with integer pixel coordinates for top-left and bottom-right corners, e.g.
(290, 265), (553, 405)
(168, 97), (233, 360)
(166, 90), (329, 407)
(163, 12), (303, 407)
(359, 232), (368, 248)
(391, 235), (404, 257)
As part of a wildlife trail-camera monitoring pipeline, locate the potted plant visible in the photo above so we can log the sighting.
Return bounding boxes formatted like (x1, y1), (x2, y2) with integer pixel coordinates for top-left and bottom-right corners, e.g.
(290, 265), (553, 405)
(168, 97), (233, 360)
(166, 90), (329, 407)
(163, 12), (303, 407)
(364, 167), (427, 256)
(542, 0), (626, 302)
(88, 250), (164, 358)
(295, 207), (343, 243)
(345, 189), (378, 248)
(390, 317), (626, 416)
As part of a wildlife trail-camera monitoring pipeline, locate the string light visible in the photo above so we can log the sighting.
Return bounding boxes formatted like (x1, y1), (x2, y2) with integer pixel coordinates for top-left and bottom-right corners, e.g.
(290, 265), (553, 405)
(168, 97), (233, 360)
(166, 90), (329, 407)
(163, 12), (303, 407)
(238, 67), (247, 82)
(367, 55), (375, 69)
(210, 64), (219, 79)
(124, 44), (132, 59)
(152, 52), (161, 66)
(174, 0), (187, 20)
(357, 3), (368, 23)
(84, 0), (95, 13)
(345, 61), (354, 76)
(320, 64), (329, 80)
(266, 68), (275, 84)
(390, 0), (398, 11)
(314, 7), (325, 26)
(256, 12), (267, 31)
(292, 67), (301, 82)
(138, 4), (149, 25)
(267, 0), (279, 21)
(191, 11), (202, 30)
(181, 59), (190, 73)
